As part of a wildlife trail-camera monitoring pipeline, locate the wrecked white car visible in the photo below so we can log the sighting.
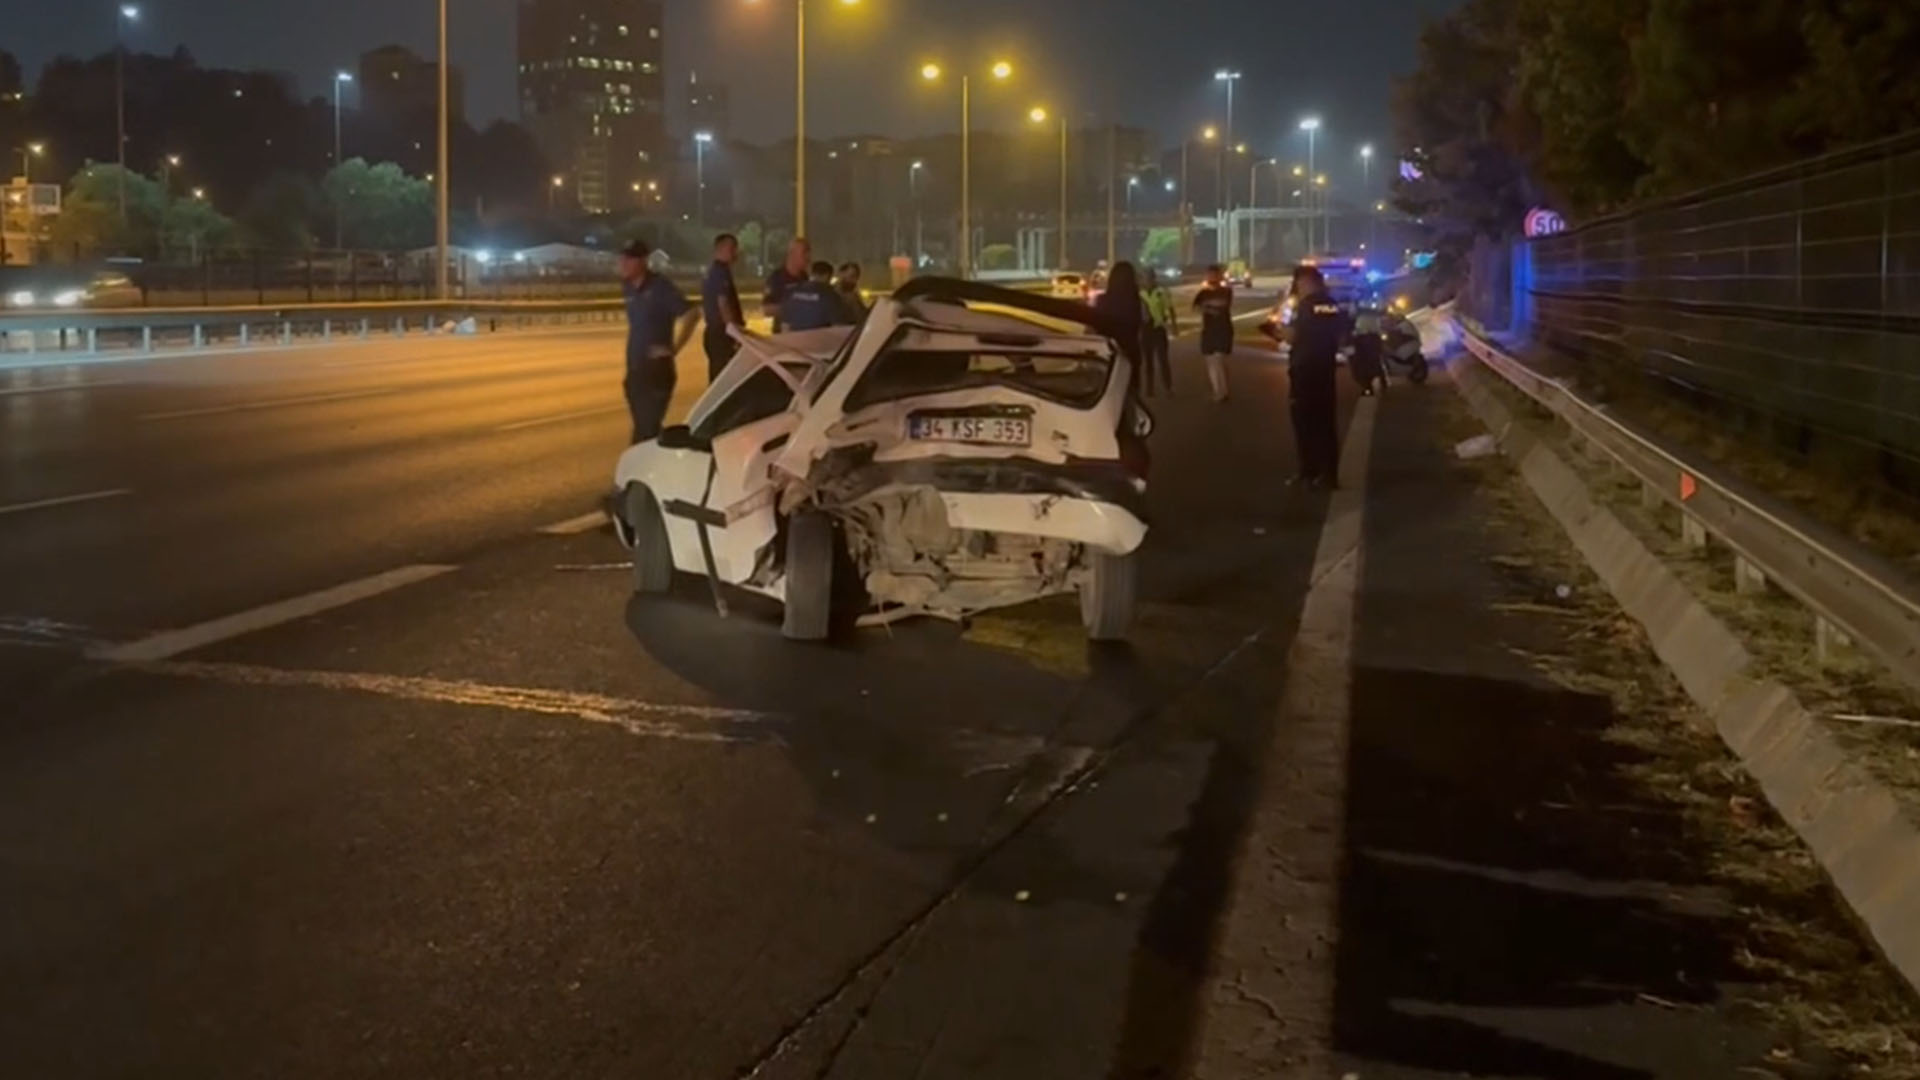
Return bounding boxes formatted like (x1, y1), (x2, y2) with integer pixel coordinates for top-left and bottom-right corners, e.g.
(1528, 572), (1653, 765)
(610, 278), (1152, 641)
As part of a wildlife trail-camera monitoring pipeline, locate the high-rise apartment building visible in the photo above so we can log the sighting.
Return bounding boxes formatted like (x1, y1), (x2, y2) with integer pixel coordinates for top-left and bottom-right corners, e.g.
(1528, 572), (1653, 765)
(517, 0), (667, 214)
(686, 70), (729, 141)
(359, 44), (465, 127)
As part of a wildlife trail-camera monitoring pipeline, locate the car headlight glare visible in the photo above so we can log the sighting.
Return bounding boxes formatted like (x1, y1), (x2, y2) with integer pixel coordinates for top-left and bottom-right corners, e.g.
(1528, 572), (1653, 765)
(6, 290), (35, 307)
(52, 289), (86, 307)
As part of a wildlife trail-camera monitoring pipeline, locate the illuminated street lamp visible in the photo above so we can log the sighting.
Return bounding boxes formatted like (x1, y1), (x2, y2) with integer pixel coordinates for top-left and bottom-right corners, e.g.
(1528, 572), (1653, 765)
(332, 71), (354, 166)
(1359, 142), (1374, 191)
(744, 0), (860, 237)
(1299, 116), (1322, 249)
(920, 58), (1012, 276)
(18, 141), (45, 183)
(1030, 105), (1067, 270)
(1214, 69), (1241, 217)
(116, 4), (140, 223)
(158, 151), (180, 193)
(548, 173), (564, 212)
(694, 130), (714, 230)
(190, 186), (205, 200)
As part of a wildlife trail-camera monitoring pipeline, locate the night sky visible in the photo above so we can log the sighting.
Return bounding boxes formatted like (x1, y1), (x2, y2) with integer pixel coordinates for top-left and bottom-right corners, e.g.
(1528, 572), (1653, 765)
(2, 0), (1459, 186)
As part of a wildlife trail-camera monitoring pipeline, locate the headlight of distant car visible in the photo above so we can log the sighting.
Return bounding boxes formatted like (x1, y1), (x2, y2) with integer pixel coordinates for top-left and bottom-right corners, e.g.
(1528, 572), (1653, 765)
(6, 289), (35, 307)
(52, 289), (88, 307)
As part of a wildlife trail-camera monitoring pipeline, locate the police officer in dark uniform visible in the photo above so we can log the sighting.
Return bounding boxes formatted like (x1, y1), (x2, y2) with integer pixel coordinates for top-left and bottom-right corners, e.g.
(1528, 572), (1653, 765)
(618, 239), (700, 444)
(1283, 264), (1350, 488)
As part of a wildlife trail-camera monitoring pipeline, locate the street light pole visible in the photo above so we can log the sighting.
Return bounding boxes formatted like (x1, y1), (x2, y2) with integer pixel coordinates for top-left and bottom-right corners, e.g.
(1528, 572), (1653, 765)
(20, 143), (44, 184)
(1058, 117), (1068, 271)
(910, 159), (923, 264)
(434, 0), (449, 300)
(1299, 116), (1321, 252)
(1215, 70), (1240, 220)
(115, 4), (139, 225)
(925, 59), (1008, 278)
(332, 71), (353, 167)
(1179, 140), (1189, 266)
(694, 131), (713, 231)
(1105, 122), (1116, 267)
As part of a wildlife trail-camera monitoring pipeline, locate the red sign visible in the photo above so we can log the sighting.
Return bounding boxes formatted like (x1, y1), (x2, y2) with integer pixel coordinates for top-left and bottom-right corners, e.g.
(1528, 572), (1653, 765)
(1524, 208), (1566, 238)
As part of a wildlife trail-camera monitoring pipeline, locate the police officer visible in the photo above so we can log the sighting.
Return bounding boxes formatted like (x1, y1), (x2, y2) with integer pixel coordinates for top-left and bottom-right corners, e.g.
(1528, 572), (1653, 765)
(618, 239), (700, 444)
(1283, 264), (1349, 488)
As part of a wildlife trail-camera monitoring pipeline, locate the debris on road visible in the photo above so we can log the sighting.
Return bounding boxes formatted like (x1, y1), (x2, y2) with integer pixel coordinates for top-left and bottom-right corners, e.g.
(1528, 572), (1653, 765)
(1455, 433), (1499, 459)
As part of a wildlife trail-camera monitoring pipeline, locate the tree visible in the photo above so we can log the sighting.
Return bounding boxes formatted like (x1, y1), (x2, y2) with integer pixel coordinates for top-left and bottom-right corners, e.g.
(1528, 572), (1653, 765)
(977, 243), (1017, 271)
(1517, 0), (1649, 216)
(241, 172), (321, 251)
(1794, 0), (1920, 146)
(46, 164), (166, 259)
(160, 197), (238, 262)
(322, 159), (432, 251)
(1137, 227), (1180, 267)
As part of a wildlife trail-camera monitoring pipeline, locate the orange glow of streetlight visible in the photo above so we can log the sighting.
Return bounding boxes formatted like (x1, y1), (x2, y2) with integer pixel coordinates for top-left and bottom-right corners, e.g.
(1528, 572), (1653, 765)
(1235, 143), (1247, 155)
(1314, 174), (1328, 187)
(1202, 125), (1218, 141)
(921, 62), (942, 81)
(1029, 106), (1048, 124)
(551, 174), (564, 188)
(1292, 163), (1305, 177)
(990, 60), (1012, 80)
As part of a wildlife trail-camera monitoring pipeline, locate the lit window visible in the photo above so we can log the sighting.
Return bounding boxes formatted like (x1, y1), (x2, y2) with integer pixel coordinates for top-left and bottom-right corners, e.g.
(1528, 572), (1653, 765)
(640, 62), (657, 74)
(618, 24), (629, 35)
(648, 26), (659, 39)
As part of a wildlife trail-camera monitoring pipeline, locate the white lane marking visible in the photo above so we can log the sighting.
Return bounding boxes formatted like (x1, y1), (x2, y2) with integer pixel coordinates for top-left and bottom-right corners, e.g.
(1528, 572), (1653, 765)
(1190, 392), (1377, 1075)
(0, 379), (131, 397)
(125, 659), (782, 744)
(92, 564), (456, 663)
(495, 403), (625, 432)
(537, 510), (611, 535)
(139, 386), (395, 421)
(0, 614), (109, 650)
(0, 488), (133, 518)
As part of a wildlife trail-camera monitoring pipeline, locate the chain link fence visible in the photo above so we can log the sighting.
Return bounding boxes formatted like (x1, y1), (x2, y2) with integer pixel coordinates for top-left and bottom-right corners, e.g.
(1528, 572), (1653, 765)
(1525, 130), (1920, 486)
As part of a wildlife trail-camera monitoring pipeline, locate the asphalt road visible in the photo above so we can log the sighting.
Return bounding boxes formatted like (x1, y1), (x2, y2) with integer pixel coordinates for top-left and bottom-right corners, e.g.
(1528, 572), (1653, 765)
(0, 306), (1875, 1078)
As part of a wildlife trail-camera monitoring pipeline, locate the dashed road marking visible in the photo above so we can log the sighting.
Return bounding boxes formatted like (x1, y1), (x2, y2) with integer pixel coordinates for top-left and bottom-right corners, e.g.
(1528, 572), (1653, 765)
(495, 403), (625, 432)
(124, 659), (782, 744)
(91, 564), (456, 663)
(139, 387), (394, 421)
(538, 510), (611, 535)
(0, 488), (132, 518)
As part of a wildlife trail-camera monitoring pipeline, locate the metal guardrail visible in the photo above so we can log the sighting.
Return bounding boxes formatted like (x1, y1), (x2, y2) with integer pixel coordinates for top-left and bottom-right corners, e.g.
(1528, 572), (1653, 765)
(1460, 325), (1920, 697)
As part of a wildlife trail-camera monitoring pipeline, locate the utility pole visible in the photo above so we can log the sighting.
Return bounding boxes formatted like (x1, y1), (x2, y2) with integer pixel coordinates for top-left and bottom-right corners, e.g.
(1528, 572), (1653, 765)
(435, 0), (449, 300)
(1105, 122), (1116, 267)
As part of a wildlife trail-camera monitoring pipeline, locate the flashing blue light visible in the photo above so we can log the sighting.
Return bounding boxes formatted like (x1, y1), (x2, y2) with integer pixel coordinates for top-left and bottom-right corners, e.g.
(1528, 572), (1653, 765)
(1365, 269), (1384, 284)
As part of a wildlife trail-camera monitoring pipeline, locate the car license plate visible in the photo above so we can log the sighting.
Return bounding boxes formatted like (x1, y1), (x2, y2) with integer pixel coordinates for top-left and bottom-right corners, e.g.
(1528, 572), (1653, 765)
(909, 414), (1032, 447)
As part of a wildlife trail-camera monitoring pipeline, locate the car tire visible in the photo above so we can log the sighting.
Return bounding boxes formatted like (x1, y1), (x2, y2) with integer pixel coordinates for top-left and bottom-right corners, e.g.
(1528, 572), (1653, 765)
(624, 484), (674, 594)
(1407, 357), (1431, 385)
(782, 511), (835, 641)
(1081, 550), (1138, 641)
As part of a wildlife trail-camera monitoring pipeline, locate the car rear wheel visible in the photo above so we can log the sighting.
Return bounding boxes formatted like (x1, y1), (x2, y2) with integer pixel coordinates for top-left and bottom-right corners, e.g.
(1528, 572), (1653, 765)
(1080, 550), (1138, 641)
(1407, 357), (1431, 384)
(624, 484), (674, 594)
(782, 511), (835, 641)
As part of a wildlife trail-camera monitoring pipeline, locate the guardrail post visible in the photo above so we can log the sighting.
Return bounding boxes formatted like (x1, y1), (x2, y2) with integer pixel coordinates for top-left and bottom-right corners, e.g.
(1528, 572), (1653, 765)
(1681, 514), (1709, 549)
(394, 316), (405, 336)
(239, 323), (250, 347)
(192, 325), (203, 348)
(1734, 556), (1767, 595)
(87, 328), (98, 354)
(280, 321), (291, 345)
(359, 318), (370, 339)
(322, 319), (332, 342)
(141, 327), (152, 353)
(1816, 616), (1853, 663)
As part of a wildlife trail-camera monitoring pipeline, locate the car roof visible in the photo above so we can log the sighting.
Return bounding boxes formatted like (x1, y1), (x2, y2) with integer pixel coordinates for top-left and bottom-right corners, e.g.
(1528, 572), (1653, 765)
(898, 298), (1108, 348)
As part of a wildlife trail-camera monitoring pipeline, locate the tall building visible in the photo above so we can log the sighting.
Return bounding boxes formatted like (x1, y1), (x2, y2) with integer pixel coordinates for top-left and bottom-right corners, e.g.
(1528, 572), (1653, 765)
(359, 44), (465, 126)
(686, 70), (729, 141)
(518, 0), (667, 214)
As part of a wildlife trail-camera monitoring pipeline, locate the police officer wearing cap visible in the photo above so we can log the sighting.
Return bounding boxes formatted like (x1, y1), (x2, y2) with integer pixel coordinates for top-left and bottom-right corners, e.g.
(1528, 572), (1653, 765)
(1283, 263), (1350, 488)
(618, 239), (700, 444)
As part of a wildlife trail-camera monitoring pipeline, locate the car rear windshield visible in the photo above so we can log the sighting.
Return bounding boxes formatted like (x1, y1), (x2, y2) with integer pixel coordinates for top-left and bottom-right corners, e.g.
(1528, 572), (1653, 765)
(845, 348), (1113, 412)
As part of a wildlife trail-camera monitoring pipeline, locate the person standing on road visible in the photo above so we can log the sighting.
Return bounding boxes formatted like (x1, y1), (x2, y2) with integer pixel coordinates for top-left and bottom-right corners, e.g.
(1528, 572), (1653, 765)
(780, 261), (856, 331)
(701, 233), (745, 383)
(618, 239), (700, 445)
(834, 262), (868, 319)
(1140, 268), (1178, 397)
(1194, 264), (1236, 403)
(1093, 260), (1145, 366)
(1283, 263), (1349, 488)
(763, 237), (812, 332)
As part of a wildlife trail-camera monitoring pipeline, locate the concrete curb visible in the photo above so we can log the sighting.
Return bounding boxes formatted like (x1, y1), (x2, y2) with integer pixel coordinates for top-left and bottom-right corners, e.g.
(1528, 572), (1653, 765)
(1450, 354), (1920, 998)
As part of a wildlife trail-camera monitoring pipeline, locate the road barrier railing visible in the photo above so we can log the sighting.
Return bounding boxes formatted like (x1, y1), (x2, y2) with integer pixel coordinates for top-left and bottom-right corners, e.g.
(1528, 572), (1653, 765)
(1458, 323), (1920, 697)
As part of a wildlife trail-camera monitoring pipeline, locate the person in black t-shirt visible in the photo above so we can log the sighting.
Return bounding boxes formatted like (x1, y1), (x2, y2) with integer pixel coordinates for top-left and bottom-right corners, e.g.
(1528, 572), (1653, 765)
(1283, 264), (1352, 489)
(1193, 264), (1236, 403)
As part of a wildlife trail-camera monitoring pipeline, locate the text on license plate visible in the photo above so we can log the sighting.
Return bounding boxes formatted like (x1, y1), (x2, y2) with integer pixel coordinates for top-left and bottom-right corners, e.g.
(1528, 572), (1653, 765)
(908, 415), (1032, 446)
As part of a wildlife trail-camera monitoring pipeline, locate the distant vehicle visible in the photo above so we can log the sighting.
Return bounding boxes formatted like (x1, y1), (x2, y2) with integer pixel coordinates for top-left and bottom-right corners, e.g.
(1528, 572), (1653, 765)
(610, 278), (1153, 641)
(1050, 271), (1088, 300)
(1225, 260), (1254, 288)
(1, 268), (142, 310)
